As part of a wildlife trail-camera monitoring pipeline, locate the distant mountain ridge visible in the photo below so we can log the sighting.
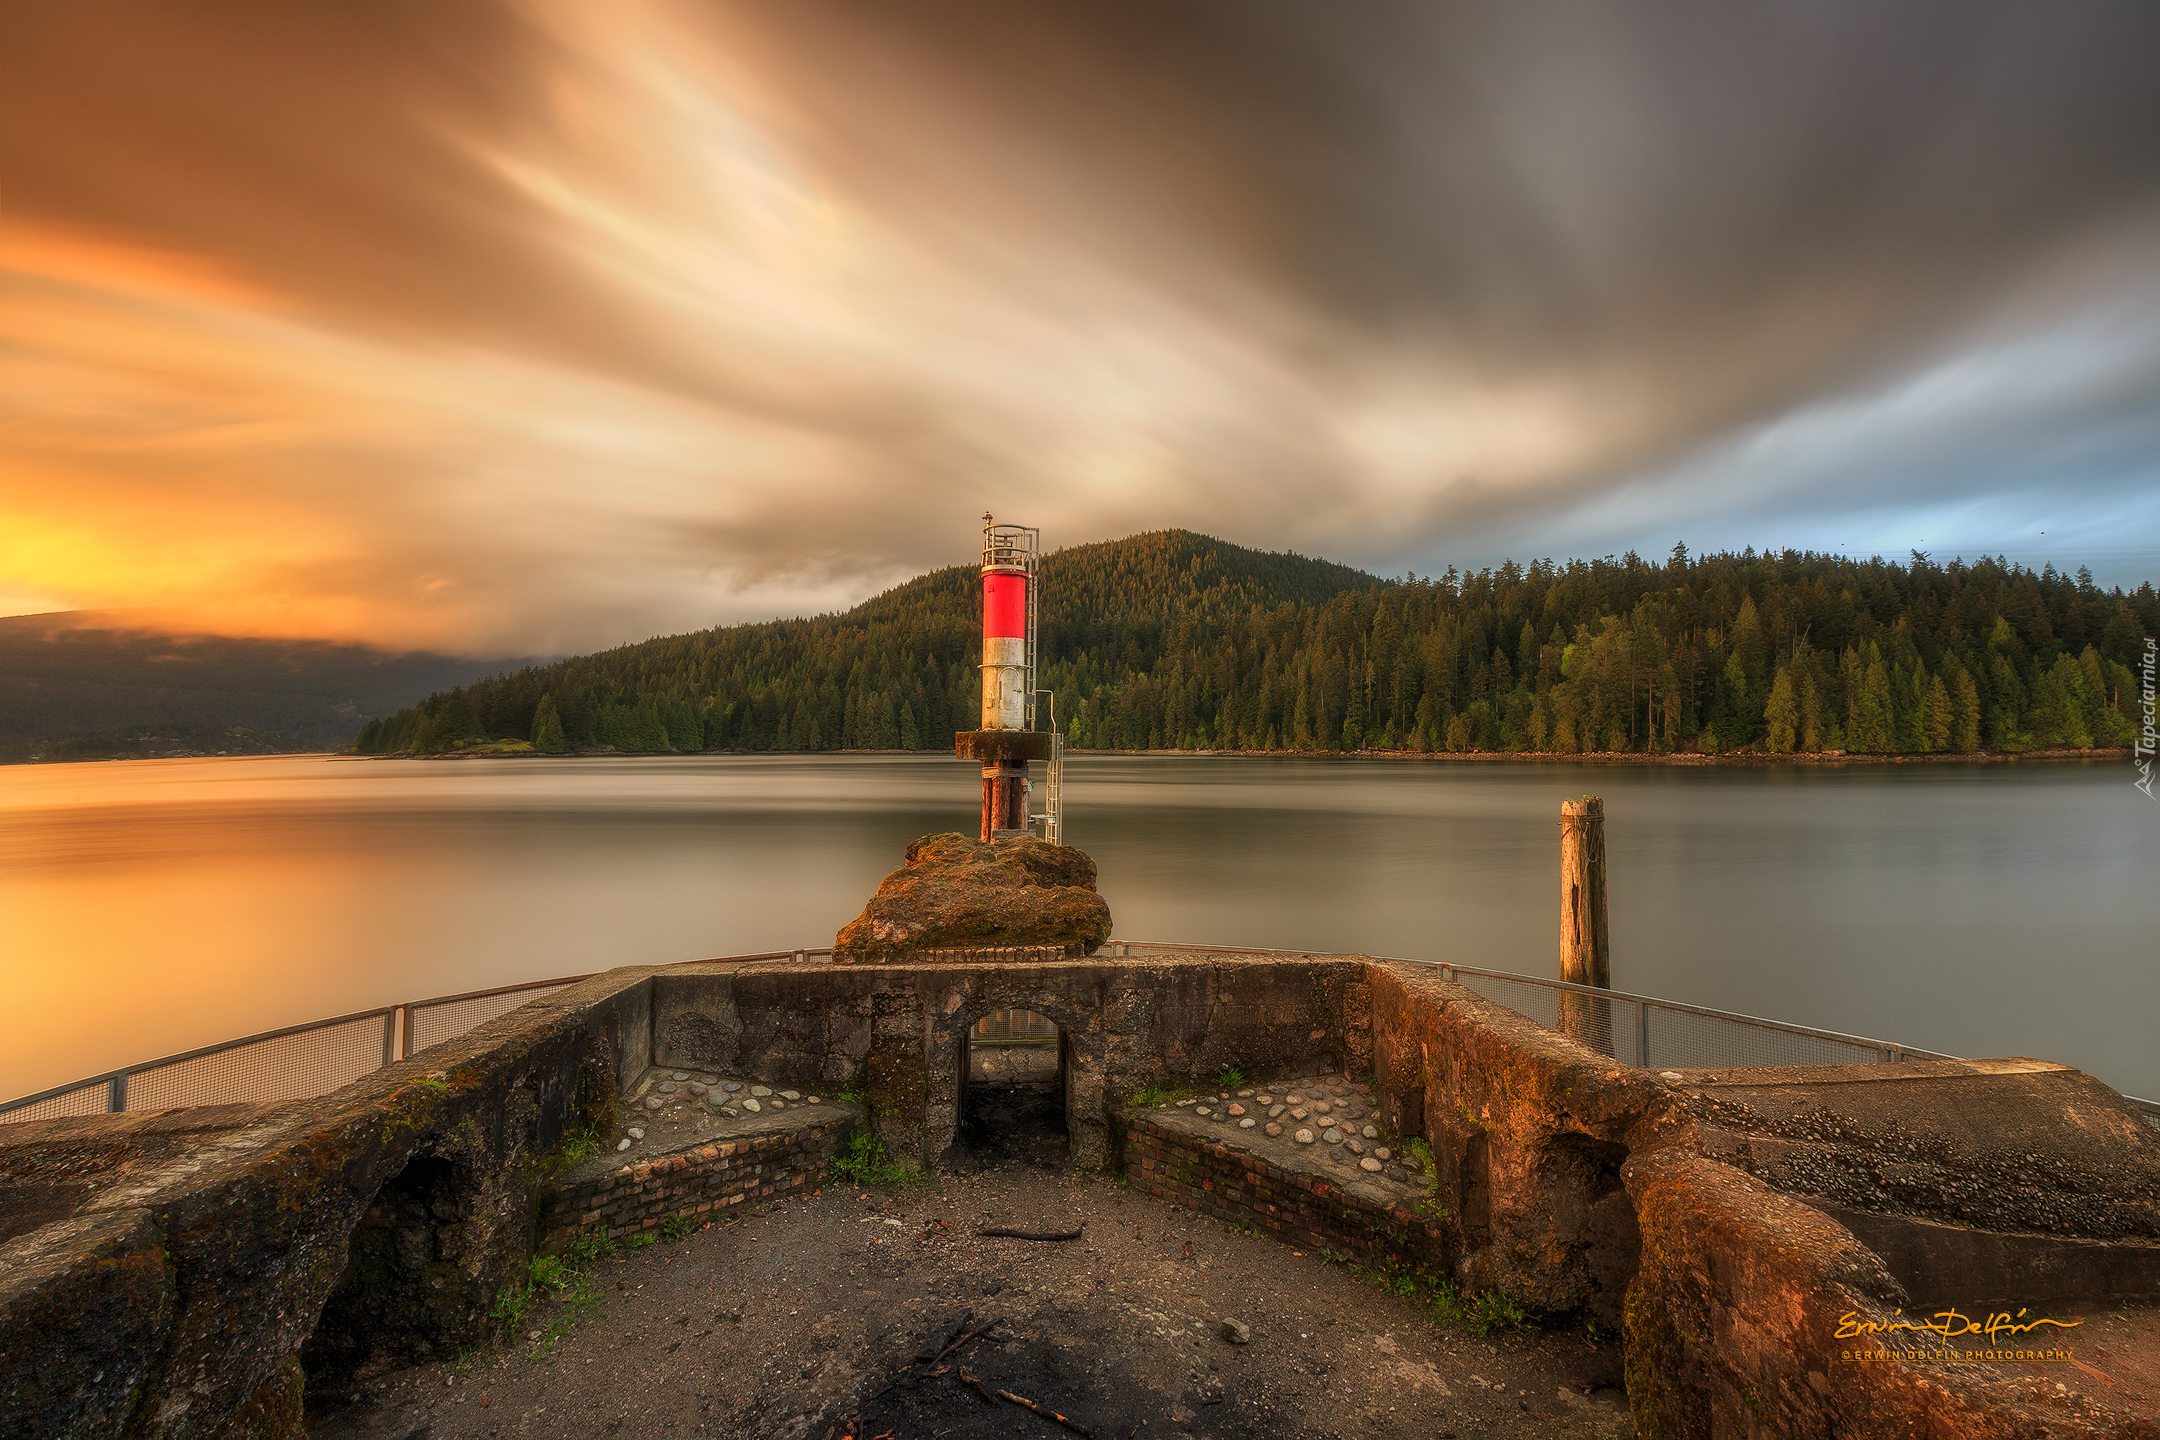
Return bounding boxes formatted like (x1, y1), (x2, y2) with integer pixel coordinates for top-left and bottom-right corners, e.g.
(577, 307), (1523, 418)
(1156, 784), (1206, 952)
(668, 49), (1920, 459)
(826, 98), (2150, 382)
(357, 530), (2157, 760)
(0, 610), (534, 754)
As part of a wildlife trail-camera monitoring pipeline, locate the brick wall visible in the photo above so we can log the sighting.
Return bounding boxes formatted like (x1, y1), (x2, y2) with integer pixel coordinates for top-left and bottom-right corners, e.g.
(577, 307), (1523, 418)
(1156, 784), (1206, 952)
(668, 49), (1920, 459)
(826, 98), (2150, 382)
(538, 1120), (848, 1253)
(1117, 1113), (1450, 1271)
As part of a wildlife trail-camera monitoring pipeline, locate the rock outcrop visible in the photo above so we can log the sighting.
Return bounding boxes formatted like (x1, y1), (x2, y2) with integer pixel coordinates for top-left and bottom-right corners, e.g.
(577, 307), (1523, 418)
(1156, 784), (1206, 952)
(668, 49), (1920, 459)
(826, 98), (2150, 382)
(832, 832), (1113, 961)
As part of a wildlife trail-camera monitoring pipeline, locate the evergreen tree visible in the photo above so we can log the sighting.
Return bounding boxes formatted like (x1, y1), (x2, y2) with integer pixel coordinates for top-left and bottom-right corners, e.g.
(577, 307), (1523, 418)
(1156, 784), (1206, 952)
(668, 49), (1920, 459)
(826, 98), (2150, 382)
(1764, 669), (1798, 753)
(1953, 669), (1982, 752)
(532, 695), (568, 753)
(354, 532), (2156, 760)
(1923, 676), (1953, 753)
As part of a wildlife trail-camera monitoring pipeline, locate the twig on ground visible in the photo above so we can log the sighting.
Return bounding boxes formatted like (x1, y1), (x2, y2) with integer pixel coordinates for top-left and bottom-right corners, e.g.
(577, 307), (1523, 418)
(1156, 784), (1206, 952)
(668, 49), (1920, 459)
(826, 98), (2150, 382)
(992, 1384), (1095, 1437)
(976, 1224), (1085, 1241)
(954, 1366), (1000, 1406)
(934, 1315), (1004, 1363)
(914, 1309), (973, 1363)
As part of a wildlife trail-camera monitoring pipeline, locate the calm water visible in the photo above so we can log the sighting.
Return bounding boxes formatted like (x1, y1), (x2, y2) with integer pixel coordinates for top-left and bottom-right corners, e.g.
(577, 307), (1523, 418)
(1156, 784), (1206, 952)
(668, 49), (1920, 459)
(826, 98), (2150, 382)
(1, 753), (2150, 1103)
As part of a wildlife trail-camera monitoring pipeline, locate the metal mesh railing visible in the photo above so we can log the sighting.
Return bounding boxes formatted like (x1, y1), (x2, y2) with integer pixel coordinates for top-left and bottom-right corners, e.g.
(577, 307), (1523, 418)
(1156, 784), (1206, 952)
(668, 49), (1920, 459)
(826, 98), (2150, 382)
(8, 941), (2155, 1131)
(407, 982), (577, 1056)
(0, 952), (830, 1124)
(0, 1083), (112, 1125)
(126, 1010), (396, 1112)
(1428, 965), (1932, 1070)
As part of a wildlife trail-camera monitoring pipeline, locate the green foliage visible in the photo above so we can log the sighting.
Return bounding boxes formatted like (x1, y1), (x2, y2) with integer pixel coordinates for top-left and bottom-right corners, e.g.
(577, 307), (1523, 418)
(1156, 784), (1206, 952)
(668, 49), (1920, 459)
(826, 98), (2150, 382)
(543, 1120), (602, 1176)
(490, 1248), (603, 1355)
(1130, 1082), (1179, 1108)
(352, 534), (2158, 759)
(531, 694), (569, 753)
(1215, 1065), (1244, 1089)
(1325, 1248), (1537, 1338)
(829, 1130), (913, 1187)
(660, 1214), (694, 1242)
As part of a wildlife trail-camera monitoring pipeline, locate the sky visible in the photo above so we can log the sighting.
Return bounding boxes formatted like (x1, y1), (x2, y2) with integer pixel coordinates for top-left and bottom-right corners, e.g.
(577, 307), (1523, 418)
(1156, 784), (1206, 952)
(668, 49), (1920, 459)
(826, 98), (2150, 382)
(3, 0), (2158, 657)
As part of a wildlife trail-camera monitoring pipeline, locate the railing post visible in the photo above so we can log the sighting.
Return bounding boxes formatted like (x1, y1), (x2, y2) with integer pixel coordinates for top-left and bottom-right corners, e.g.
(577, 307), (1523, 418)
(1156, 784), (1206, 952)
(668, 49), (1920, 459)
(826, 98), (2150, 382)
(1559, 797), (1612, 1052)
(402, 1004), (417, 1061)
(1637, 999), (1651, 1069)
(108, 1074), (127, 1113)
(382, 1009), (399, 1068)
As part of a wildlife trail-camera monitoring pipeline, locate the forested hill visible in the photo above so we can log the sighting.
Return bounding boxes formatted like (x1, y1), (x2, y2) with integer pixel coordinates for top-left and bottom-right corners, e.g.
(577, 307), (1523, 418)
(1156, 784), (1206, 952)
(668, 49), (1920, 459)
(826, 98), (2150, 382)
(357, 531), (2158, 758)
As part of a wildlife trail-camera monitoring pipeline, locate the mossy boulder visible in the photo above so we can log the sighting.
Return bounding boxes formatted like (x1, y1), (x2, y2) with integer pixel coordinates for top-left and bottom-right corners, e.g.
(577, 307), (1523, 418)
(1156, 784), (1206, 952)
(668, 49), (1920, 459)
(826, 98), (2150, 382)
(832, 832), (1113, 960)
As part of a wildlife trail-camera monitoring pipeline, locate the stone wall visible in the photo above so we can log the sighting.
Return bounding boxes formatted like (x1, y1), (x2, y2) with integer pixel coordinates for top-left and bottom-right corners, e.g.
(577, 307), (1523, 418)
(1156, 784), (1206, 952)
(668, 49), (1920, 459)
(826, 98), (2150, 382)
(1364, 961), (1658, 1324)
(649, 952), (1372, 1173)
(537, 1120), (849, 1253)
(7, 948), (2160, 1440)
(0, 967), (658, 1440)
(1620, 1059), (2160, 1440)
(1118, 1111), (1449, 1268)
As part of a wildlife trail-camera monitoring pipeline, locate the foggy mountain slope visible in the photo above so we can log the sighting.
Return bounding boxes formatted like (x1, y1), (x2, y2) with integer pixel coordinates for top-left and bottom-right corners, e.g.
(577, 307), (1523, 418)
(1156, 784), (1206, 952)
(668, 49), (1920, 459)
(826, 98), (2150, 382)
(0, 612), (537, 746)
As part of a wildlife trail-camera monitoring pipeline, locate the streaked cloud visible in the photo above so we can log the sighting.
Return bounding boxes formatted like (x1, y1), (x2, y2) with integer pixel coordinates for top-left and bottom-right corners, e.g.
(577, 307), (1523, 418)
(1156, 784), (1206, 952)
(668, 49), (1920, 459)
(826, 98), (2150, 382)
(3, 0), (2157, 653)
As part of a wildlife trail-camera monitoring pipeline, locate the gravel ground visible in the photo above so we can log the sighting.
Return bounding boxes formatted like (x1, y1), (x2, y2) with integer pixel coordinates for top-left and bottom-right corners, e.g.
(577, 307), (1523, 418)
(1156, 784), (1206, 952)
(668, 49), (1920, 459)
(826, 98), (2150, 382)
(310, 1162), (1630, 1440)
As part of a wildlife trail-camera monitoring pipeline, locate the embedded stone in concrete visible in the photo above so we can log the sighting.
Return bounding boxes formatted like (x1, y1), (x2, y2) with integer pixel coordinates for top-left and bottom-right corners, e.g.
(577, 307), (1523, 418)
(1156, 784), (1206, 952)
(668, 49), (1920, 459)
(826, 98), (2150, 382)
(741, 1098), (762, 1113)
(1362, 1125), (1378, 1138)
(1265, 1123), (1282, 1137)
(1361, 1158), (1383, 1172)
(751, 1086), (771, 1097)
(1294, 1129), (1315, 1144)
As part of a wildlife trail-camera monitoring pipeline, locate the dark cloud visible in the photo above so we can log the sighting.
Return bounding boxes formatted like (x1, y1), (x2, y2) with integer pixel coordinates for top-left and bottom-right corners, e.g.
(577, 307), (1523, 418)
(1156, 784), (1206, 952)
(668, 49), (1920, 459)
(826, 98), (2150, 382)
(2, 1), (2156, 650)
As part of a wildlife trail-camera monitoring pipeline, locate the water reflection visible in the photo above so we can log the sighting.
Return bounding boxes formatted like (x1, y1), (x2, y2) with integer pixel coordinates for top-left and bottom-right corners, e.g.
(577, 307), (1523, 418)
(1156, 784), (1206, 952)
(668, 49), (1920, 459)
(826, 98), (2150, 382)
(0, 753), (2146, 1103)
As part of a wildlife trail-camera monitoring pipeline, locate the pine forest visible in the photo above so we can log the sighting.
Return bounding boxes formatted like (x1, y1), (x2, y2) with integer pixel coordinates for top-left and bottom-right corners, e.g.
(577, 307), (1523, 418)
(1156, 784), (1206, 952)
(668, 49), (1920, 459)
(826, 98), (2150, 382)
(355, 531), (2157, 761)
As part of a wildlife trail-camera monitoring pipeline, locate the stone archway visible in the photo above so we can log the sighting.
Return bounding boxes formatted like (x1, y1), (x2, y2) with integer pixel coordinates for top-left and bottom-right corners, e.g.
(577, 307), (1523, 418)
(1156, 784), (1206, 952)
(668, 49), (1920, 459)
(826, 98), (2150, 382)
(958, 1008), (1070, 1167)
(301, 1153), (476, 1403)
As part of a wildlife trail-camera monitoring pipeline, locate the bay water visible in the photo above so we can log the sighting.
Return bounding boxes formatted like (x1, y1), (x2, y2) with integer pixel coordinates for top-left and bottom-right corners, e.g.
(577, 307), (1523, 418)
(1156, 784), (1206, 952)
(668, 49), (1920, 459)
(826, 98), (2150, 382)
(1, 752), (2149, 1104)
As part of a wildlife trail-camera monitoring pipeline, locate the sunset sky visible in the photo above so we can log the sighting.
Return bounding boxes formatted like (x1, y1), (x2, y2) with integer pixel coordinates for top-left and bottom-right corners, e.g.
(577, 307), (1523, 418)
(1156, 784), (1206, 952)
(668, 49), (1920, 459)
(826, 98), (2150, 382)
(4, 1), (2159, 656)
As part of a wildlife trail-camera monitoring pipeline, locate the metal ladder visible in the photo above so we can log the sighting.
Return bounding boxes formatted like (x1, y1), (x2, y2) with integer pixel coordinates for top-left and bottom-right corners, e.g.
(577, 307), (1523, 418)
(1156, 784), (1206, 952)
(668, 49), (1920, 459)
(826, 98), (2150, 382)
(1034, 689), (1063, 845)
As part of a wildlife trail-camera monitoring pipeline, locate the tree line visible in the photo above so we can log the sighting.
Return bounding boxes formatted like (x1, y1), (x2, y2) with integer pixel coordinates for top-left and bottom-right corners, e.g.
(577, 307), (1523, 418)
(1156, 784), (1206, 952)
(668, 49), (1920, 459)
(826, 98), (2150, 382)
(355, 530), (2157, 759)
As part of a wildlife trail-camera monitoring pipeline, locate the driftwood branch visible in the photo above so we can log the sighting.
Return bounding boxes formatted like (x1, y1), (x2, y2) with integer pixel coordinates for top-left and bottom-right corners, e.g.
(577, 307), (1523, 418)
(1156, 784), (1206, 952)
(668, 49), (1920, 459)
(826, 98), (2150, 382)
(976, 1224), (1084, 1241)
(935, 1316), (1004, 1363)
(952, 1367), (1093, 1437)
(993, 1383), (1094, 1437)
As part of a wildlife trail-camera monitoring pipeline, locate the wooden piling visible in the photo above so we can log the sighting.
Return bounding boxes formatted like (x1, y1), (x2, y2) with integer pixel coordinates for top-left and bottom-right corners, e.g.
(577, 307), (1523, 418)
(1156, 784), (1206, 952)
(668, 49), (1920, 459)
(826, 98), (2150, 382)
(1559, 796), (1611, 1049)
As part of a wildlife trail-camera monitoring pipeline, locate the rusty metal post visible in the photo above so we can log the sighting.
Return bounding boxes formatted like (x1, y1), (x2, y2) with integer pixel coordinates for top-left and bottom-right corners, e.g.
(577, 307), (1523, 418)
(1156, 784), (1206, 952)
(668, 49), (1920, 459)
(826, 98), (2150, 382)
(1559, 796), (1611, 1050)
(980, 759), (1029, 840)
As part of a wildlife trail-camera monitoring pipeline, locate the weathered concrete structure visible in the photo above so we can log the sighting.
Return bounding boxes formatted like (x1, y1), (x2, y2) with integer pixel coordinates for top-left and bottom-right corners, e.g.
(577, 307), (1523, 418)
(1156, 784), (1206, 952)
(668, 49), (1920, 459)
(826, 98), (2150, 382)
(3, 952), (2156, 1438)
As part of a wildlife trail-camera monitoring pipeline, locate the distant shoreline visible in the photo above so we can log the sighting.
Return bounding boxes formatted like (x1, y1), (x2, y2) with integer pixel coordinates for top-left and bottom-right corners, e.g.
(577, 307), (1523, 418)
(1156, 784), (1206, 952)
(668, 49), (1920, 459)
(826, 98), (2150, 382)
(365, 743), (2131, 767)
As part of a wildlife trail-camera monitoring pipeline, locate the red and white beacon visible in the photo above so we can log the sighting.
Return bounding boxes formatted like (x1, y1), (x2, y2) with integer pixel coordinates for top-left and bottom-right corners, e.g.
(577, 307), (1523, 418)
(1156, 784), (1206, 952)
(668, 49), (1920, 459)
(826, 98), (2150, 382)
(956, 514), (1062, 842)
